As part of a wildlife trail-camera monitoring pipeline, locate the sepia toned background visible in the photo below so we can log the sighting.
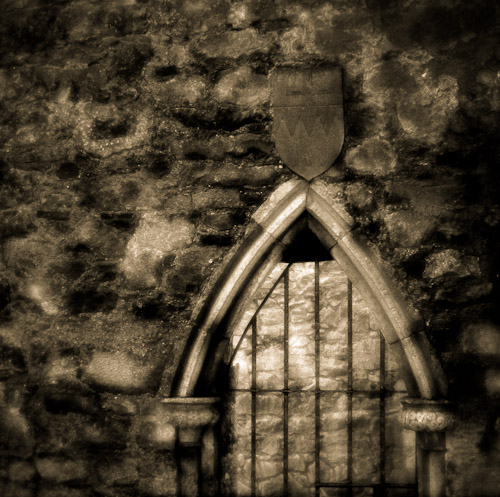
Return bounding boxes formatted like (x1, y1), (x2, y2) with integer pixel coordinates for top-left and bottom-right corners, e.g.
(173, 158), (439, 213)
(0, 0), (499, 496)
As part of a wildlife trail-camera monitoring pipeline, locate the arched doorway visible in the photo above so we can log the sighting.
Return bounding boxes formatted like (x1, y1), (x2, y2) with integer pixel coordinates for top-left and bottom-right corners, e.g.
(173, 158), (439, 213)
(222, 254), (417, 496)
(167, 179), (452, 497)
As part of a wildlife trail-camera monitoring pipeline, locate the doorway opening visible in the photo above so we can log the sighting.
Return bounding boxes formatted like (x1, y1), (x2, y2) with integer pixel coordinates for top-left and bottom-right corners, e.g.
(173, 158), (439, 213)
(219, 226), (416, 497)
(169, 180), (449, 497)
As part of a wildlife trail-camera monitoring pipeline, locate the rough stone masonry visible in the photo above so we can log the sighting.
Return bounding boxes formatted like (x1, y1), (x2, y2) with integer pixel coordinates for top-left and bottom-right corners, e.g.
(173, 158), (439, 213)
(0, 0), (499, 496)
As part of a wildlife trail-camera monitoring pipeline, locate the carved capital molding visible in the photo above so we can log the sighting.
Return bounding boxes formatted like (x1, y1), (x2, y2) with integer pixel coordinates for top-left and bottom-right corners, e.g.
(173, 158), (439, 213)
(160, 397), (220, 428)
(400, 397), (454, 432)
(159, 397), (220, 446)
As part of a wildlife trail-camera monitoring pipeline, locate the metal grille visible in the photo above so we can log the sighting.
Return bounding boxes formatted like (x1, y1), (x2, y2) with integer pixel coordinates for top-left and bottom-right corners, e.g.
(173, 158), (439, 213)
(225, 261), (416, 497)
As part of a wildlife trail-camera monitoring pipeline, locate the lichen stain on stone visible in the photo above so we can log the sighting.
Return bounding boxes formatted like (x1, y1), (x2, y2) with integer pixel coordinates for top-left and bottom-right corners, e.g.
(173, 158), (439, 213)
(382, 211), (438, 248)
(228, 1), (254, 29)
(397, 74), (459, 145)
(214, 67), (269, 108)
(199, 28), (273, 59)
(27, 280), (59, 315)
(44, 89), (151, 159)
(77, 106), (151, 158)
(43, 355), (80, 387)
(121, 213), (194, 288)
(345, 138), (397, 176)
(423, 249), (481, 280)
(460, 322), (500, 357)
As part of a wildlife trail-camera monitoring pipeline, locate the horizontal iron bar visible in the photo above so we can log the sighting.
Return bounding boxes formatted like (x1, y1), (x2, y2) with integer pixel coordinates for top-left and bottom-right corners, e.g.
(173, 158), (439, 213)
(232, 388), (408, 394)
(317, 483), (417, 488)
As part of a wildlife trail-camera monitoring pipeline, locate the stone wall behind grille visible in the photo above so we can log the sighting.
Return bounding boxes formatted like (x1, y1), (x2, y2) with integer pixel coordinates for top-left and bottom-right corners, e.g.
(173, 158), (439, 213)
(1, 1), (500, 495)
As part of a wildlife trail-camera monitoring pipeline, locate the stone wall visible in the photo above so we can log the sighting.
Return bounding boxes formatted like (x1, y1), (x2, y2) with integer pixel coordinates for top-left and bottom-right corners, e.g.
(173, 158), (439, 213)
(0, 0), (499, 496)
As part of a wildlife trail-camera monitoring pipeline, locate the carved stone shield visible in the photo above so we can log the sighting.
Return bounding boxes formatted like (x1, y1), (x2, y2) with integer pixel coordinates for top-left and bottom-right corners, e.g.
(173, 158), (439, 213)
(270, 67), (344, 181)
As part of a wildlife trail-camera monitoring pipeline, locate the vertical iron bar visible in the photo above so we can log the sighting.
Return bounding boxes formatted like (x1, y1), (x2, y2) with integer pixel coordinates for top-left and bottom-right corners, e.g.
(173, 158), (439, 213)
(251, 316), (257, 497)
(347, 280), (353, 497)
(283, 267), (289, 496)
(380, 333), (386, 492)
(314, 261), (321, 497)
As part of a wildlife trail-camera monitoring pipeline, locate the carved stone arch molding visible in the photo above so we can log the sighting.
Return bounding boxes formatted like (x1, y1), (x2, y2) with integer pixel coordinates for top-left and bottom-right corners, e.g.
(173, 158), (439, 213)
(161, 179), (454, 497)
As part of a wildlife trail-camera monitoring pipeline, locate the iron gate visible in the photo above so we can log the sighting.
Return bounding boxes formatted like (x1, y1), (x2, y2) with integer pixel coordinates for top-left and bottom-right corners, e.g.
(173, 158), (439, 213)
(223, 260), (416, 497)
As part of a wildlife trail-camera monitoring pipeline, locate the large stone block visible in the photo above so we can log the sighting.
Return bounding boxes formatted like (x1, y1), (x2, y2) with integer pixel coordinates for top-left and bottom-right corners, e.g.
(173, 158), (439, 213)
(136, 413), (176, 450)
(42, 354), (80, 388)
(213, 67), (269, 108)
(137, 456), (177, 497)
(484, 369), (500, 395)
(82, 351), (158, 394)
(460, 322), (500, 357)
(345, 138), (397, 176)
(198, 29), (272, 59)
(423, 249), (481, 280)
(36, 485), (90, 497)
(2, 482), (34, 497)
(383, 210), (437, 247)
(397, 74), (459, 145)
(95, 456), (139, 486)
(8, 461), (36, 482)
(76, 415), (130, 450)
(0, 326), (26, 377)
(121, 213), (194, 288)
(0, 383), (34, 457)
(35, 457), (88, 484)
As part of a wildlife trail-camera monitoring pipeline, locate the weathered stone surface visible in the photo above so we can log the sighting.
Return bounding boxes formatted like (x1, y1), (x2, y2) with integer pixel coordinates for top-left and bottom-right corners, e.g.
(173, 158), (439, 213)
(227, 1), (256, 29)
(26, 280), (59, 316)
(35, 457), (88, 483)
(352, 286), (381, 391)
(288, 392), (315, 496)
(36, 486), (90, 497)
(256, 280), (284, 390)
(423, 249), (481, 280)
(0, 384), (34, 457)
(43, 391), (98, 415)
(137, 456), (177, 497)
(397, 75), (459, 145)
(320, 393), (348, 483)
(121, 213), (194, 288)
(200, 29), (272, 59)
(484, 369), (500, 395)
(0, 0), (499, 495)
(353, 395), (381, 482)
(2, 483), (34, 497)
(460, 322), (500, 357)
(345, 138), (397, 176)
(100, 395), (138, 415)
(82, 351), (158, 394)
(383, 210), (438, 247)
(0, 326), (26, 377)
(96, 456), (138, 486)
(8, 461), (36, 482)
(137, 414), (176, 450)
(42, 355), (80, 387)
(386, 393), (416, 484)
(77, 415), (130, 450)
(214, 67), (269, 108)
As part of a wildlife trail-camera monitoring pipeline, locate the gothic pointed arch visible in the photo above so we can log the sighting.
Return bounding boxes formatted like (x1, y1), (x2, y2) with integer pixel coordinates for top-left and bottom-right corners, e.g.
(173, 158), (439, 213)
(170, 179), (447, 401)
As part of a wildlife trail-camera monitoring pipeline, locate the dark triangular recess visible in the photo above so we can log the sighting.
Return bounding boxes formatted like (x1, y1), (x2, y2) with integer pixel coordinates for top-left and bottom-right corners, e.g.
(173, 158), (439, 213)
(281, 223), (333, 263)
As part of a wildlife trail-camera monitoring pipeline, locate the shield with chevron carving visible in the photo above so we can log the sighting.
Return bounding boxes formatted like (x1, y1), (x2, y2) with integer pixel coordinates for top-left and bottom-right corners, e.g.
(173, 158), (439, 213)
(270, 67), (344, 181)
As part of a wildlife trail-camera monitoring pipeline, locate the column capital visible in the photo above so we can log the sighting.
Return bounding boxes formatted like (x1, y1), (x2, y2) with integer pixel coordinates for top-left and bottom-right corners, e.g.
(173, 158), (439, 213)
(400, 397), (454, 432)
(160, 397), (220, 427)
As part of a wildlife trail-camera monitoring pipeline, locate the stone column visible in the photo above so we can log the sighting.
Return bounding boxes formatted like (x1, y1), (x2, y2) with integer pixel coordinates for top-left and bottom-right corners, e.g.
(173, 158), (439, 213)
(160, 397), (220, 497)
(400, 397), (454, 497)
